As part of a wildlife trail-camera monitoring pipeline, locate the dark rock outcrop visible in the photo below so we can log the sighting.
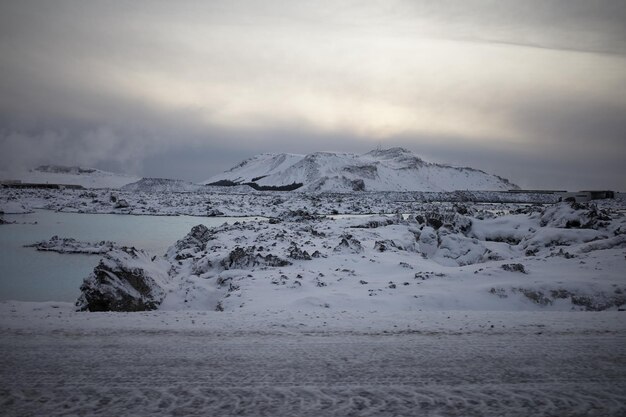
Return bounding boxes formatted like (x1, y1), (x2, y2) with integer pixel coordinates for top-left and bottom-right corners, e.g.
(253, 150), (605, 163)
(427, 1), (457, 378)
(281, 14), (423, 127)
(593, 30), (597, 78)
(166, 224), (213, 260)
(351, 217), (397, 229)
(121, 177), (203, 193)
(221, 246), (292, 270)
(415, 207), (472, 234)
(509, 287), (626, 311)
(334, 234), (364, 254)
(501, 263), (527, 273)
(76, 248), (168, 312)
(25, 236), (116, 254)
(540, 202), (612, 230)
(114, 199), (129, 209)
(374, 240), (403, 252)
(280, 209), (322, 222)
(287, 242), (312, 260)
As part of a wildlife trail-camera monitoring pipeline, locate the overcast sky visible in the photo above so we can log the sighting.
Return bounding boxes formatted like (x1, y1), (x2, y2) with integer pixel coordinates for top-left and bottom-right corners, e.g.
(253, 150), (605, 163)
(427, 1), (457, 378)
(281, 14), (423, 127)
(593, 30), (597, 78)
(1, 0), (625, 190)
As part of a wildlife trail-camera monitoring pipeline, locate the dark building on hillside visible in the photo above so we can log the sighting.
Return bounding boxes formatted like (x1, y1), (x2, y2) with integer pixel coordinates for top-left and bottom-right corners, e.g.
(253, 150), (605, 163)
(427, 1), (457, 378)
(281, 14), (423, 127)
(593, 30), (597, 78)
(0, 181), (84, 190)
(559, 191), (615, 202)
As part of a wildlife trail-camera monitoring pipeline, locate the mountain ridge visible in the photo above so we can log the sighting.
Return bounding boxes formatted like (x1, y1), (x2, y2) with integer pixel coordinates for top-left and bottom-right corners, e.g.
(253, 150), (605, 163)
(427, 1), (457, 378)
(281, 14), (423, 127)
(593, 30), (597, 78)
(203, 147), (518, 192)
(0, 165), (140, 189)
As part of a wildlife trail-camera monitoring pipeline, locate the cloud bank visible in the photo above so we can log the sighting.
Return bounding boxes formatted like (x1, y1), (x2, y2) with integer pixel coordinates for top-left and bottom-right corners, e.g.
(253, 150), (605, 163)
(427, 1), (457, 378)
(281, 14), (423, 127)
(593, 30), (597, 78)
(1, 0), (625, 190)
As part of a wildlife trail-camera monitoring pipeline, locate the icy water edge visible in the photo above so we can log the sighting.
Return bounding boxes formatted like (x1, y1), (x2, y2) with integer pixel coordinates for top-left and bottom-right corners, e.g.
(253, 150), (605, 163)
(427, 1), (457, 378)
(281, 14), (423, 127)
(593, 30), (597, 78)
(0, 210), (263, 302)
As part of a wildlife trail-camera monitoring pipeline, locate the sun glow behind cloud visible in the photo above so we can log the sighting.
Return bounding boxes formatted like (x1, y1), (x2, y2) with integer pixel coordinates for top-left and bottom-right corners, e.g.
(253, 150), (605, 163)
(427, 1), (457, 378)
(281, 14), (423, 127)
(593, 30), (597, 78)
(1, 0), (625, 188)
(103, 21), (625, 147)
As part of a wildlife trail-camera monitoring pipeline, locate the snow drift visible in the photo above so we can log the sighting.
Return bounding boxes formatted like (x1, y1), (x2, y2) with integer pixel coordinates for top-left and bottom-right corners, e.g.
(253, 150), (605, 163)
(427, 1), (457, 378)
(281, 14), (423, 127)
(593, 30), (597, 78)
(75, 201), (626, 312)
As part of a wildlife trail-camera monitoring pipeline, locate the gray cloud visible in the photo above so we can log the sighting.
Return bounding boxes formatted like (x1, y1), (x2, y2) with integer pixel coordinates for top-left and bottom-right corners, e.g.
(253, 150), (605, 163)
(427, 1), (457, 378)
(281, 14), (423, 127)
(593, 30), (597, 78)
(0, 0), (625, 190)
(405, 0), (626, 55)
(0, 128), (147, 175)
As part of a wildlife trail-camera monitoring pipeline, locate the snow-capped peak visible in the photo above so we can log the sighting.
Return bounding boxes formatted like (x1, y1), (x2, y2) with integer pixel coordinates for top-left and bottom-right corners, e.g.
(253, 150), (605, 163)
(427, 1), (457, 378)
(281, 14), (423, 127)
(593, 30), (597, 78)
(202, 148), (518, 192)
(365, 147), (414, 158)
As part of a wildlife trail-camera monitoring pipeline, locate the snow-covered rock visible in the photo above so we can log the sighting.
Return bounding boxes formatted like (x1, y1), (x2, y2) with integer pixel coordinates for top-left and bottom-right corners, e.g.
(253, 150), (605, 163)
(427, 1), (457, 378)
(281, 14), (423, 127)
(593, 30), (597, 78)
(203, 147), (518, 192)
(114, 199), (129, 209)
(333, 234), (364, 254)
(64, 196), (626, 314)
(1, 183), (606, 315)
(165, 201), (622, 311)
(76, 248), (170, 312)
(220, 246), (292, 270)
(166, 224), (213, 260)
(121, 178), (205, 193)
(540, 201), (611, 229)
(25, 236), (117, 254)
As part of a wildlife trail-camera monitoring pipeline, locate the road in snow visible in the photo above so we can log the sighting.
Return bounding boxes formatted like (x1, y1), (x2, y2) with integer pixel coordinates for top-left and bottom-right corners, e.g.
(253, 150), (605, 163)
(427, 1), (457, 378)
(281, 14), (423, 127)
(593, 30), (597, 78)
(1, 307), (625, 416)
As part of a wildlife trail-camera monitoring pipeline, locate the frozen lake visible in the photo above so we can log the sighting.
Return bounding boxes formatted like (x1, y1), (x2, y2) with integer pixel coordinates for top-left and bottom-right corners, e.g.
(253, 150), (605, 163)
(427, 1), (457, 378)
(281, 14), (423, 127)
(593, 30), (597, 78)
(0, 210), (264, 302)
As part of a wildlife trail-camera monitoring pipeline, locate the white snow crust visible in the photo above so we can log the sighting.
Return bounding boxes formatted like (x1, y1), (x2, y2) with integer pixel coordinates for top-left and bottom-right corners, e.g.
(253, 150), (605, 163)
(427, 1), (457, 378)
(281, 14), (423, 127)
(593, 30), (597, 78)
(1, 301), (625, 417)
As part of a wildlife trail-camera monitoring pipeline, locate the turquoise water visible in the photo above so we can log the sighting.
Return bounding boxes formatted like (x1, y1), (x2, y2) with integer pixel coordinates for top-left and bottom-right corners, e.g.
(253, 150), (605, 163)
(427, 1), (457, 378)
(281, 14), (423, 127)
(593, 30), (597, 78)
(0, 211), (263, 302)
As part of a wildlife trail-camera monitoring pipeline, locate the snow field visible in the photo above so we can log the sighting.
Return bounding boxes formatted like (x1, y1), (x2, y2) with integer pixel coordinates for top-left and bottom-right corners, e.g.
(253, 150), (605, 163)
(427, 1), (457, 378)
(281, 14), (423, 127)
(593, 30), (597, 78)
(1, 302), (625, 417)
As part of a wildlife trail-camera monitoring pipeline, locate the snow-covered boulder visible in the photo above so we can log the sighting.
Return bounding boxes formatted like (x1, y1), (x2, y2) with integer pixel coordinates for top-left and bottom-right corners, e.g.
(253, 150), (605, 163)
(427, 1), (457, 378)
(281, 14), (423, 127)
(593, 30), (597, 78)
(220, 246), (291, 270)
(114, 199), (129, 209)
(76, 248), (170, 312)
(166, 224), (213, 260)
(434, 231), (488, 266)
(25, 236), (117, 254)
(417, 226), (438, 258)
(540, 202), (611, 229)
(520, 227), (606, 255)
(334, 234), (364, 254)
(206, 208), (224, 217)
(415, 209), (472, 234)
(287, 242), (312, 260)
(351, 216), (398, 229)
(280, 209), (323, 222)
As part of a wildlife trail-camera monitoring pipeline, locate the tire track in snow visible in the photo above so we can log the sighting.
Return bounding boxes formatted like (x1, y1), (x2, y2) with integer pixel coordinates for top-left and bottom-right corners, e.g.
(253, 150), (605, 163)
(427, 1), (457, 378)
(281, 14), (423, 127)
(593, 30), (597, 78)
(1, 332), (625, 416)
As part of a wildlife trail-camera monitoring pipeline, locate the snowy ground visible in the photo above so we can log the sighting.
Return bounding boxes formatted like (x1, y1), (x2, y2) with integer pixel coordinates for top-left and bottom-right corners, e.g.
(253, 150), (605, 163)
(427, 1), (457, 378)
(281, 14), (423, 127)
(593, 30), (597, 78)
(65, 199), (626, 314)
(1, 189), (625, 415)
(0, 187), (564, 217)
(1, 302), (625, 417)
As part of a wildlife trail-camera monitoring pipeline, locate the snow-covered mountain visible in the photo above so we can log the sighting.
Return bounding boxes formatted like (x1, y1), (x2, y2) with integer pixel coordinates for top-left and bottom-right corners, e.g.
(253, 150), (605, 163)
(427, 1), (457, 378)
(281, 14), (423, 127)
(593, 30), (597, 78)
(202, 148), (518, 192)
(121, 178), (205, 193)
(0, 165), (140, 189)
